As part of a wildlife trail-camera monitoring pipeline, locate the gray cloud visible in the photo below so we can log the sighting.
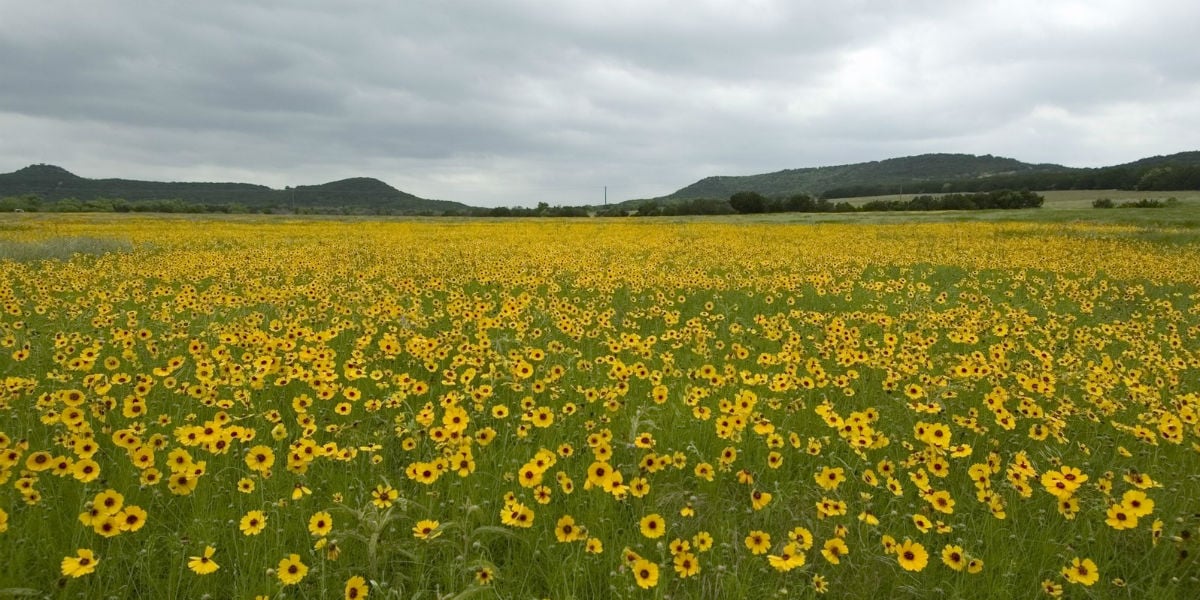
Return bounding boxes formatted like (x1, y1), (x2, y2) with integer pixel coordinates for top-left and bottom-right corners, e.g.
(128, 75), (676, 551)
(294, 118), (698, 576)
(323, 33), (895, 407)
(1, 0), (1197, 206)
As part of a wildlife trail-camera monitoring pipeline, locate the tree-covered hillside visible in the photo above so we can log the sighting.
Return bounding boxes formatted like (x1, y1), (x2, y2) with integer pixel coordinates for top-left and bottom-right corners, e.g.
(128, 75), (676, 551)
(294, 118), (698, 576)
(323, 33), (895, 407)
(663, 154), (1068, 201)
(628, 152), (1200, 210)
(0, 165), (472, 214)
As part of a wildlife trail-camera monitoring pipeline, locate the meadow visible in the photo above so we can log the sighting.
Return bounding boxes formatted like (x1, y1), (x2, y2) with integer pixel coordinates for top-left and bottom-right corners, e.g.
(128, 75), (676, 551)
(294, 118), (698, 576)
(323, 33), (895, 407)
(1, 208), (1198, 599)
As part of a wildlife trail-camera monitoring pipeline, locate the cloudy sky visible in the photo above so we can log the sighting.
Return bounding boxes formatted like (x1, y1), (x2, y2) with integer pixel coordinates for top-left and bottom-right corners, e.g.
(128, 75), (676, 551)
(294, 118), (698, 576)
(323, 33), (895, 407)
(2, 1), (1198, 207)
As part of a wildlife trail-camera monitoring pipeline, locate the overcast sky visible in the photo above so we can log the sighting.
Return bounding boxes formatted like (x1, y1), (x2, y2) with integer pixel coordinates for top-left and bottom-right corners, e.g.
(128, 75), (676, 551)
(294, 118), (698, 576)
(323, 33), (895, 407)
(2, 1), (1198, 207)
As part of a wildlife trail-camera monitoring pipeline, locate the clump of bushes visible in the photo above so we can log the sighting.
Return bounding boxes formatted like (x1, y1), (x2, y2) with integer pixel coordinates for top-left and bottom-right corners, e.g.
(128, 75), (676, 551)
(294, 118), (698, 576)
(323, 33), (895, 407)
(1119, 199), (1165, 208)
(1094, 197), (1175, 209)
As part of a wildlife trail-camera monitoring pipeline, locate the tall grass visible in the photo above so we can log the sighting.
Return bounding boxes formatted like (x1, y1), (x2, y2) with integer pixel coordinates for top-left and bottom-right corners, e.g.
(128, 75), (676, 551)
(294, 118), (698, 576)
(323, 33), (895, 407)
(0, 236), (134, 262)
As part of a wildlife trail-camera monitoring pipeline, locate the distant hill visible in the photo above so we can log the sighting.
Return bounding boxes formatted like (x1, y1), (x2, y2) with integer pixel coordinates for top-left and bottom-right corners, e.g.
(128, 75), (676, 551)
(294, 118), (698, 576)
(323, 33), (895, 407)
(0, 164), (473, 214)
(6, 151), (1200, 215)
(608, 151), (1200, 211)
(664, 153), (1068, 201)
(1116, 151), (1200, 170)
(283, 177), (471, 213)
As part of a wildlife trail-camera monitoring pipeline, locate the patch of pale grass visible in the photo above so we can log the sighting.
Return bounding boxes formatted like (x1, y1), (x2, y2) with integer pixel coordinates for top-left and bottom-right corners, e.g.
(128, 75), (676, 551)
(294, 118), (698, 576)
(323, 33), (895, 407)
(0, 236), (134, 261)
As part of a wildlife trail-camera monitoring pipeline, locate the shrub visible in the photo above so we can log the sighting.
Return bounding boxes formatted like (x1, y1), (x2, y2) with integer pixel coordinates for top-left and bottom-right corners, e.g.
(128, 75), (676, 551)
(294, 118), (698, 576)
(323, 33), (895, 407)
(1118, 199), (1164, 209)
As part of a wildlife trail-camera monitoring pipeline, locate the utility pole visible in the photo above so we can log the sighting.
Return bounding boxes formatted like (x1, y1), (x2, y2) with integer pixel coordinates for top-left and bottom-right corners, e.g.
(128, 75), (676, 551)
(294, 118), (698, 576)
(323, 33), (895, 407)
(604, 186), (607, 206)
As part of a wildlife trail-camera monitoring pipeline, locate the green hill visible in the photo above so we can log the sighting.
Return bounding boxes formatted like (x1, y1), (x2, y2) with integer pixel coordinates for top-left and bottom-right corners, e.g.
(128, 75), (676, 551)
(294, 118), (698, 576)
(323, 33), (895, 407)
(1116, 151), (1200, 170)
(662, 154), (1069, 202)
(617, 152), (1200, 210)
(282, 178), (472, 213)
(0, 165), (473, 214)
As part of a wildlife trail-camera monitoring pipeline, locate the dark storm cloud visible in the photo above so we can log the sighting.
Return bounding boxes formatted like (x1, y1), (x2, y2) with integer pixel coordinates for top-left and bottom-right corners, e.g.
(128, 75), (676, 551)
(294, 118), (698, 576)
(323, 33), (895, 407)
(1, 0), (1197, 205)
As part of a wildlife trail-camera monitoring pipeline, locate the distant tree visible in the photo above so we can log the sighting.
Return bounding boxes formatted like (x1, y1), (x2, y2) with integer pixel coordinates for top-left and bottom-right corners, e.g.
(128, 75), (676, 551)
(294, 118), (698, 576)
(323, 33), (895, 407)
(597, 204), (632, 217)
(683, 198), (736, 215)
(784, 193), (816, 212)
(81, 198), (115, 212)
(0, 194), (43, 212)
(729, 191), (767, 214)
(50, 198), (83, 212)
(551, 205), (589, 217)
(634, 201), (662, 216)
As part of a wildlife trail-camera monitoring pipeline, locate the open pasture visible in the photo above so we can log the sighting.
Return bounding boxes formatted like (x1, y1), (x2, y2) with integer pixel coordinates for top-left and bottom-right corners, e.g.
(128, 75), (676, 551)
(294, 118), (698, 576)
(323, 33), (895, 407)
(1, 214), (1199, 599)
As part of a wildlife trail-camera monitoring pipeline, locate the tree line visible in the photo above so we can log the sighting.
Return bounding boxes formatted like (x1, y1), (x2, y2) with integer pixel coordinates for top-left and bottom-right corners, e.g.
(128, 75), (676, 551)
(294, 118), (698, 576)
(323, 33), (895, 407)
(0, 195), (258, 214)
(626, 189), (1043, 216)
(0, 194), (599, 217)
(821, 164), (1200, 199)
(2, 190), (1042, 216)
(858, 190), (1044, 211)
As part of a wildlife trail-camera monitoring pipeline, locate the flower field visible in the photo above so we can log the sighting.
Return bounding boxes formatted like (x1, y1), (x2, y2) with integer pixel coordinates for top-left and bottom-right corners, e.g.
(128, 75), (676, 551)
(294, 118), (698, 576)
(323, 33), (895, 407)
(1, 215), (1198, 599)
